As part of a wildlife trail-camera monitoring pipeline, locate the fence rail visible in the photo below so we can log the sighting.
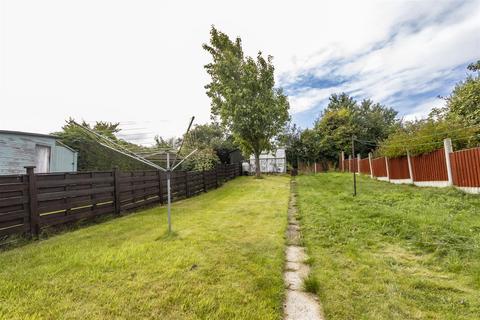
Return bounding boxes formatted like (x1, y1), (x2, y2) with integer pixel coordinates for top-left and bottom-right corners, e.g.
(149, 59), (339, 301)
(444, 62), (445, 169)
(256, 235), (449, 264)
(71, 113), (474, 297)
(0, 163), (242, 238)
(340, 139), (480, 193)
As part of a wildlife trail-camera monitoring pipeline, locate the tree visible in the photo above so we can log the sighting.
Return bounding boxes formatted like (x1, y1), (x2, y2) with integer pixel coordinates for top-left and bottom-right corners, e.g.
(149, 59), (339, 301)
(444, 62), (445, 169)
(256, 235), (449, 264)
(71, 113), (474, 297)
(278, 122), (302, 169)
(467, 60), (480, 72)
(312, 93), (397, 163)
(55, 120), (150, 171)
(378, 117), (478, 158)
(185, 122), (238, 163)
(314, 106), (355, 162)
(324, 93), (357, 111)
(444, 63), (480, 126)
(153, 136), (180, 149)
(203, 27), (290, 177)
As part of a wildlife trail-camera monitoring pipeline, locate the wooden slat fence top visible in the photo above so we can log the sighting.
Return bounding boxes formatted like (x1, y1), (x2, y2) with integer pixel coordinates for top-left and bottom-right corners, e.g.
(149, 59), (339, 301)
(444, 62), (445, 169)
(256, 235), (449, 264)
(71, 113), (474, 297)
(0, 163), (242, 239)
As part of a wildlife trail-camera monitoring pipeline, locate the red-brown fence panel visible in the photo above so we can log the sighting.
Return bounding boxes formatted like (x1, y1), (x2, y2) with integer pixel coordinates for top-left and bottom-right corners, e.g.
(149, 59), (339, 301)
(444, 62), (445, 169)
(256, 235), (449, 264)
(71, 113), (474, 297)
(371, 157), (387, 177)
(388, 157), (410, 180)
(450, 147), (480, 187)
(359, 158), (370, 174)
(411, 149), (448, 182)
(344, 158), (358, 172)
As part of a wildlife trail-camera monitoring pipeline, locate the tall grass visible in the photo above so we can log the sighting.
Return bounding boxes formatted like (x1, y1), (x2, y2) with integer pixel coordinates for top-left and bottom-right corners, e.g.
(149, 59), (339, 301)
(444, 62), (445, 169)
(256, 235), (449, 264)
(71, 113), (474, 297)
(297, 173), (480, 319)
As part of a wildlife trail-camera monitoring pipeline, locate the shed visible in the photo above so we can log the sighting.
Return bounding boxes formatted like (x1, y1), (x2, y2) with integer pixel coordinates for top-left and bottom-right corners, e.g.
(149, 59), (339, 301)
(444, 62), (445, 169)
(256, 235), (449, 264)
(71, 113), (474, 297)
(228, 149), (244, 164)
(244, 148), (286, 174)
(0, 130), (78, 174)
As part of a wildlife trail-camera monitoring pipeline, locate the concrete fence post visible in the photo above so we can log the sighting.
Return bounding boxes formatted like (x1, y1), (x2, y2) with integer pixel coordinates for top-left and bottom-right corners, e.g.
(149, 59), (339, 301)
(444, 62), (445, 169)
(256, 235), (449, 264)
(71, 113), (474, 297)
(341, 151), (345, 171)
(444, 138), (454, 186)
(368, 153), (373, 178)
(348, 155), (352, 172)
(357, 153), (361, 174)
(385, 157), (390, 181)
(407, 150), (414, 183)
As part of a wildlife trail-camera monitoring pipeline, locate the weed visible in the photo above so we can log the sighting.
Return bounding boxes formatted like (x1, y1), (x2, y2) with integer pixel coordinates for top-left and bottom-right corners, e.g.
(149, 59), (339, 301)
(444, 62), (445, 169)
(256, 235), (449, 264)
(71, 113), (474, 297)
(303, 274), (320, 294)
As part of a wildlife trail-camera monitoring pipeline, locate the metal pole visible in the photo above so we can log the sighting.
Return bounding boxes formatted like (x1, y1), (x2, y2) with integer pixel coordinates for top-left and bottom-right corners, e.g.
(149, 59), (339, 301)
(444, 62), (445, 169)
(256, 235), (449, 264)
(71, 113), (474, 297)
(351, 136), (357, 196)
(167, 152), (172, 233)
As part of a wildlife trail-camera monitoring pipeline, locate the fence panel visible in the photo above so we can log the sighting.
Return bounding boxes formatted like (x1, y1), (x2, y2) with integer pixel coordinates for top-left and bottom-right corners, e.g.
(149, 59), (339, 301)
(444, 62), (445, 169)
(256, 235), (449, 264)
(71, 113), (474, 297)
(0, 175), (29, 236)
(37, 171), (115, 228)
(388, 157), (410, 180)
(359, 158), (370, 174)
(0, 163), (242, 239)
(411, 149), (448, 182)
(371, 157), (387, 177)
(347, 158), (358, 172)
(450, 147), (480, 187)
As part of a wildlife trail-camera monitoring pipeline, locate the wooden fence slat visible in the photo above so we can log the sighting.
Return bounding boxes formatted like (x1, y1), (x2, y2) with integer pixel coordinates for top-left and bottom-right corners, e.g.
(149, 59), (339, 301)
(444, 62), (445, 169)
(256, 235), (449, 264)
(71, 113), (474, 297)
(37, 186), (115, 202)
(0, 166), (242, 238)
(25, 166), (38, 237)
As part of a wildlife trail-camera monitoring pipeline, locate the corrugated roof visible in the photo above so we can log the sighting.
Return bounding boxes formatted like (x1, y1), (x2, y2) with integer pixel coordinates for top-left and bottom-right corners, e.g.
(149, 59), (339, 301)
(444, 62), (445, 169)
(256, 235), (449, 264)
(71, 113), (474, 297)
(0, 130), (59, 139)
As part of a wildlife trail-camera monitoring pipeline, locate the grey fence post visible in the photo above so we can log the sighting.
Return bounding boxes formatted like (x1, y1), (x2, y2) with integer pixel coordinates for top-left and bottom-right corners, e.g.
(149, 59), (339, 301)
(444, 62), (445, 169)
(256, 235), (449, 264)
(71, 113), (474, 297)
(25, 166), (39, 237)
(368, 153), (373, 178)
(357, 153), (361, 174)
(444, 138), (454, 186)
(385, 157), (390, 181)
(348, 155), (352, 172)
(340, 151), (345, 172)
(407, 150), (414, 183)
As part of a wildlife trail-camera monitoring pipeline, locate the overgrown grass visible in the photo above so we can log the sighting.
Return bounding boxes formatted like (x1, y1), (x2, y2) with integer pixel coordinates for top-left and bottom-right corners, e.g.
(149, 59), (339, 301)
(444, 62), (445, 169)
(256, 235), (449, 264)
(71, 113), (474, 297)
(0, 176), (290, 320)
(303, 274), (320, 294)
(296, 173), (480, 320)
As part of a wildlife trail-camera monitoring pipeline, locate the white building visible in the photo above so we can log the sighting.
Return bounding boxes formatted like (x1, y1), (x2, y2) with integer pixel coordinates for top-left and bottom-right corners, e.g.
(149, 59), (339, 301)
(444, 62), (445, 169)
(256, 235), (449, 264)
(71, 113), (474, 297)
(243, 148), (286, 174)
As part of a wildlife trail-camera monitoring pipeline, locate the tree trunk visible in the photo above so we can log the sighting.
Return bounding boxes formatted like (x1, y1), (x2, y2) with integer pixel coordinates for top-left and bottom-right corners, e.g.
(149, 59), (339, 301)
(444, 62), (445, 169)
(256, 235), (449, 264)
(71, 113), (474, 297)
(255, 153), (261, 178)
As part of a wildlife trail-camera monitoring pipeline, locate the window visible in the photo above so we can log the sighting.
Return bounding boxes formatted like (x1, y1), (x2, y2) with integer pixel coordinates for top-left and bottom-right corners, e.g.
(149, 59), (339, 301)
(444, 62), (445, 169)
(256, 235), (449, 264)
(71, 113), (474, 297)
(35, 145), (51, 173)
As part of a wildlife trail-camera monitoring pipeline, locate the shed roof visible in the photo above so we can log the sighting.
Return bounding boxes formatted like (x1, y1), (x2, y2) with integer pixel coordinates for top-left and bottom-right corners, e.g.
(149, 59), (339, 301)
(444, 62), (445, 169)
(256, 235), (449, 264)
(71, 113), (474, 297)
(0, 130), (59, 139)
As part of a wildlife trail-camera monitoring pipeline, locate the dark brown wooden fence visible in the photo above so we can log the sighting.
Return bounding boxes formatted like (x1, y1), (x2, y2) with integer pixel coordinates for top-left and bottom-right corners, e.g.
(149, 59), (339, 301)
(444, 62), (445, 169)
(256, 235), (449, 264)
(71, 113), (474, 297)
(0, 163), (242, 238)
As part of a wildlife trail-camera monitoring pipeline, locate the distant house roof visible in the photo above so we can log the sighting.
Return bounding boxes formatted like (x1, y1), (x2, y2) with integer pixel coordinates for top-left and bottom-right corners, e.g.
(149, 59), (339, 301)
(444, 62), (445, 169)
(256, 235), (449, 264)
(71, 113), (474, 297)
(0, 130), (59, 139)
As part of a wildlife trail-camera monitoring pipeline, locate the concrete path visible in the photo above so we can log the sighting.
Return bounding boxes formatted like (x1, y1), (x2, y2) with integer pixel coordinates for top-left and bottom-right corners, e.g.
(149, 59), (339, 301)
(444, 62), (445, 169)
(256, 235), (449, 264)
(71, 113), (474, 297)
(284, 180), (324, 320)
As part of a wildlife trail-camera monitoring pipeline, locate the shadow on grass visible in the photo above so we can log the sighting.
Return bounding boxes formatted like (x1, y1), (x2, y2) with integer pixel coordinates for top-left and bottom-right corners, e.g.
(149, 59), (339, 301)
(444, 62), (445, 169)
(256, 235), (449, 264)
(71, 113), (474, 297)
(155, 230), (180, 241)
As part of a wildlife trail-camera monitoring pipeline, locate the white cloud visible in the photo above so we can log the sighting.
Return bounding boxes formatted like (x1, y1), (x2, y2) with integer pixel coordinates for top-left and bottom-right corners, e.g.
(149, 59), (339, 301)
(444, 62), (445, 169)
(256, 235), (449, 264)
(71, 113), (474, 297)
(283, 1), (480, 122)
(0, 0), (479, 141)
(402, 97), (444, 122)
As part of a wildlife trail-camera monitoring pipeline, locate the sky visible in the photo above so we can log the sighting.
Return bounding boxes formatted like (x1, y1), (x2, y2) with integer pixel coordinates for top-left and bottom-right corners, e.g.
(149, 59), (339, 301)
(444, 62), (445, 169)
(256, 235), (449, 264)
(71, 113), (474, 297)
(0, 0), (479, 145)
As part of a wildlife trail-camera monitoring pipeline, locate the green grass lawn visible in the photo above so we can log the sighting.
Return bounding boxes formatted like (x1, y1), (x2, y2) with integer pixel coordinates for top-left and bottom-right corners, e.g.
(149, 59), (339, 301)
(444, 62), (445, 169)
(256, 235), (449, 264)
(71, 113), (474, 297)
(0, 176), (290, 320)
(296, 173), (480, 320)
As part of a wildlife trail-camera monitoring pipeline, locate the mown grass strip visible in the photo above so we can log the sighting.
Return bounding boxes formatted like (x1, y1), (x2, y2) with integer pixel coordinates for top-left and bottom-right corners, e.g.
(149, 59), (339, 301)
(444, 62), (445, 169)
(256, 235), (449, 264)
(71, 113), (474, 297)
(0, 176), (290, 320)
